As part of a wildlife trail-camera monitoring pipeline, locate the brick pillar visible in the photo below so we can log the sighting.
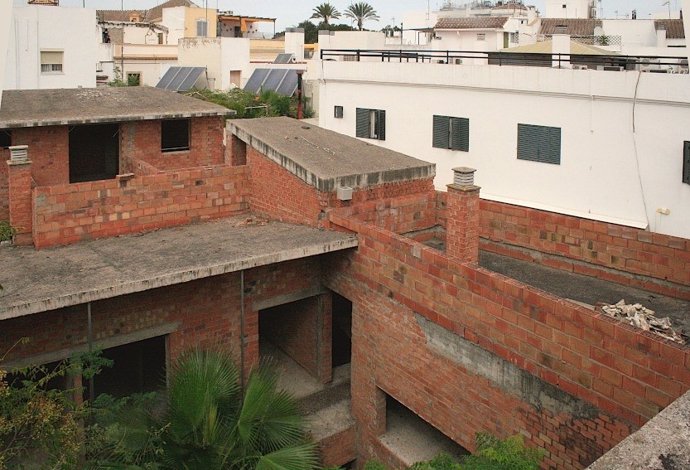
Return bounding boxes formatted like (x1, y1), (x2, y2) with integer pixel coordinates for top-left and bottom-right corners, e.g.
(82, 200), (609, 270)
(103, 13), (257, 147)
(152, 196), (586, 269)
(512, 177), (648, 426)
(446, 167), (480, 264)
(7, 145), (33, 246)
(227, 134), (247, 166)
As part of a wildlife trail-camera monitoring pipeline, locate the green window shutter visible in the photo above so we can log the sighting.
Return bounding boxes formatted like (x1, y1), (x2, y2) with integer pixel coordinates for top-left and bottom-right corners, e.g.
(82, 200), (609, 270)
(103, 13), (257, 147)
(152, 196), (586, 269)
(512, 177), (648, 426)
(684, 141), (690, 185)
(356, 108), (370, 138)
(432, 115), (450, 149)
(450, 117), (470, 152)
(377, 110), (386, 140)
(517, 123), (561, 165)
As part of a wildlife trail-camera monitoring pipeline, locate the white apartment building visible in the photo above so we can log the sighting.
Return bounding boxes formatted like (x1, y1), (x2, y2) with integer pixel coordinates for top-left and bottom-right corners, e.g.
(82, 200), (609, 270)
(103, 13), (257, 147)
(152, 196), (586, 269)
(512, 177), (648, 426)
(0, 0), (11, 105)
(544, 0), (595, 19)
(310, 57), (690, 239)
(4, 5), (98, 90)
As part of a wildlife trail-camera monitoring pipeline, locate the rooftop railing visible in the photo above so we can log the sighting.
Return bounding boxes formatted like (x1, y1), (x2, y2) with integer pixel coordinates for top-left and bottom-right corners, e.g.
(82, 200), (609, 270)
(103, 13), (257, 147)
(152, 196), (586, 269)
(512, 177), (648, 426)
(320, 48), (689, 72)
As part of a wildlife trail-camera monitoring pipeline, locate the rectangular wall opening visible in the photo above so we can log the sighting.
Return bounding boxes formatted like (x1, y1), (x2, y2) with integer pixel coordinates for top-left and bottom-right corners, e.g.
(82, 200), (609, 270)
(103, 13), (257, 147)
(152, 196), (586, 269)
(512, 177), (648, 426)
(88, 335), (167, 398)
(69, 123), (120, 183)
(332, 292), (352, 368)
(381, 393), (469, 466)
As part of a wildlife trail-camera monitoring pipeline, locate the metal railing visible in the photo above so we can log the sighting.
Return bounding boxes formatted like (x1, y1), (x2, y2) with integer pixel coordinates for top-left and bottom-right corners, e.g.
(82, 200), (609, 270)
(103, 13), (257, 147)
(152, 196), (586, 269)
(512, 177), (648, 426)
(320, 48), (689, 71)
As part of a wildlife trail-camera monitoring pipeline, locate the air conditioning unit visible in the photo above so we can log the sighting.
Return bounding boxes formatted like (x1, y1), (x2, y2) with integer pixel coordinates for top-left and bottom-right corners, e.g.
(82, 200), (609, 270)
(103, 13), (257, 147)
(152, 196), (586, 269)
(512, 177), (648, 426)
(454, 58), (463, 65)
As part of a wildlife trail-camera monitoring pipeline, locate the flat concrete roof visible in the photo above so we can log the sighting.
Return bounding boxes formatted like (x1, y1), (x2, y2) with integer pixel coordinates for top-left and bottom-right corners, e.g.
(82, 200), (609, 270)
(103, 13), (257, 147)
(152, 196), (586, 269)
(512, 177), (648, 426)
(0, 87), (234, 129)
(230, 117), (435, 192)
(0, 217), (357, 320)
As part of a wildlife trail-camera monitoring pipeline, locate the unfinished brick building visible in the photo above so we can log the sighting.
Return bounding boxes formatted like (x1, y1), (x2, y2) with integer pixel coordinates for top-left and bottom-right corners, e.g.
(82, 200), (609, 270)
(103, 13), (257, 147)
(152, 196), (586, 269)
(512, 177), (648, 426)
(1, 93), (689, 469)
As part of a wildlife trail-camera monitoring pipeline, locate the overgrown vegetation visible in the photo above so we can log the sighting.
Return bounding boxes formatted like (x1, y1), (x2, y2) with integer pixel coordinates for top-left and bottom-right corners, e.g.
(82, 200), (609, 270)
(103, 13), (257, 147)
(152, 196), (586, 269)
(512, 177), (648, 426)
(186, 88), (313, 119)
(0, 221), (14, 242)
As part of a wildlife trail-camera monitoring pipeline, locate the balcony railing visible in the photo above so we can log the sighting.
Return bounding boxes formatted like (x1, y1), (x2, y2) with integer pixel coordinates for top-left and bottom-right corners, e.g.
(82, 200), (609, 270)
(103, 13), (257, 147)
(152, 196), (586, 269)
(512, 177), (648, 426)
(320, 48), (689, 72)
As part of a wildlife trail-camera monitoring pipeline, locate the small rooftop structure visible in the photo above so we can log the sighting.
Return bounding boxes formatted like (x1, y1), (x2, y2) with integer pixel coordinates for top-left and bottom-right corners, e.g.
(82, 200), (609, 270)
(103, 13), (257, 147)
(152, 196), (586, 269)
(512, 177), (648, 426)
(230, 117), (435, 192)
(540, 18), (602, 36)
(435, 17), (509, 30)
(0, 216), (358, 321)
(0, 87), (233, 129)
(98, 0), (196, 23)
(654, 19), (686, 39)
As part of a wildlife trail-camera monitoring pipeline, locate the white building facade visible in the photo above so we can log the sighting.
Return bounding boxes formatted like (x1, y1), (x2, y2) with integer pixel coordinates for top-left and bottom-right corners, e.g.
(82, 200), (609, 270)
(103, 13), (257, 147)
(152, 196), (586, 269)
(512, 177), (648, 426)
(0, 0), (11, 104)
(5, 5), (98, 90)
(311, 60), (690, 239)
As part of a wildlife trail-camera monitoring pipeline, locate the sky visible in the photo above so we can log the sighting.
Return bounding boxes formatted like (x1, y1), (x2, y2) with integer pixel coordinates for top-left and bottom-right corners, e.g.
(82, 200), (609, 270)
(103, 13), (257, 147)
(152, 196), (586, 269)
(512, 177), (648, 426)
(12, 0), (683, 33)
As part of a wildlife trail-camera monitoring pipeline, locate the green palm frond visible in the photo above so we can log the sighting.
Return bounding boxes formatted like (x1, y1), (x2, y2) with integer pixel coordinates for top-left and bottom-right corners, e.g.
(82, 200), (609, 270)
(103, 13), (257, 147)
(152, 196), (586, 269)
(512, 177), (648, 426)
(255, 443), (319, 470)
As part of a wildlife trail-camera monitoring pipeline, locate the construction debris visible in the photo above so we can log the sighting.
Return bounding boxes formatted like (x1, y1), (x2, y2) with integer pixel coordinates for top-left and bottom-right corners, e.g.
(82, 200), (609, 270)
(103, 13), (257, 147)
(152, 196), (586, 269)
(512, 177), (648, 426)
(600, 300), (686, 345)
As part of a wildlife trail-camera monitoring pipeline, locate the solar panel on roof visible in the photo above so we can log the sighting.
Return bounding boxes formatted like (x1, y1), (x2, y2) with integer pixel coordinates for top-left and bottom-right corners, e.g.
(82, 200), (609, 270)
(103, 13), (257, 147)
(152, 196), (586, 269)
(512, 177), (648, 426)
(244, 68), (270, 94)
(276, 70), (298, 96)
(262, 69), (289, 93)
(156, 67), (205, 92)
(274, 53), (295, 64)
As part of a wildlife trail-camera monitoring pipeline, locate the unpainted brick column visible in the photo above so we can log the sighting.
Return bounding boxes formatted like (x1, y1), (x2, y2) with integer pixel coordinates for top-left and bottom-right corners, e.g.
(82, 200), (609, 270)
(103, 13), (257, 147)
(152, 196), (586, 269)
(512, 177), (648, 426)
(317, 292), (333, 384)
(446, 167), (480, 264)
(7, 145), (34, 246)
(227, 134), (247, 166)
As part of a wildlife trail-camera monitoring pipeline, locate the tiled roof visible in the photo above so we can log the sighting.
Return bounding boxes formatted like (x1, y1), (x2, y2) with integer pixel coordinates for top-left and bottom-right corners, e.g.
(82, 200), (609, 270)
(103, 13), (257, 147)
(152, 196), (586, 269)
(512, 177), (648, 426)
(655, 19), (685, 39)
(435, 17), (509, 30)
(539, 18), (602, 36)
(97, 0), (196, 23)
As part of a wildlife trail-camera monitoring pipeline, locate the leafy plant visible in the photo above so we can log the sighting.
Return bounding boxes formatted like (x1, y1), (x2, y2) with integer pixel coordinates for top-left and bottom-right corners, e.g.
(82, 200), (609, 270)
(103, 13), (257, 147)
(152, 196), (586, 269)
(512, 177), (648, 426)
(460, 433), (544, 470)
(344, 2), (380, 31)
(364, 461), (388, 470)
(311, 2), (341, 26)
(186, 88), (313, 119)
(0, 221), (14, 242)
(409, 453), (461, 470)
(93, 350), (318, 469)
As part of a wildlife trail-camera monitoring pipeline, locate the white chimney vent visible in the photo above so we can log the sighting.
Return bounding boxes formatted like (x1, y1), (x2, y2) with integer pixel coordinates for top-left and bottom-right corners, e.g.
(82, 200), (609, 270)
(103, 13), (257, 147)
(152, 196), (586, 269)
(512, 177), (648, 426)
(337, 186), (353, 201)
(452, 167), (476, 186)
(9, 145), (30, 165)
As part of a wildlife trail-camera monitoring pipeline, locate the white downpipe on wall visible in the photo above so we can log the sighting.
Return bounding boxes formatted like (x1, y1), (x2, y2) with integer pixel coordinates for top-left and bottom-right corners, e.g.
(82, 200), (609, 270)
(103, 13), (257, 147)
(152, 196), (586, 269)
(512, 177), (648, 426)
(0, 0), (12, 106)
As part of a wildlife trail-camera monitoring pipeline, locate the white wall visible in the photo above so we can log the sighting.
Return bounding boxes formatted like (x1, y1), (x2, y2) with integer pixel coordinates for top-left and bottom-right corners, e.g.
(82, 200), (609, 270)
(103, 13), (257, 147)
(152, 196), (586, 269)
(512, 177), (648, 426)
(162, 6), (186, 45)
(545, 0), (592, 19)
(314, 61), (690, 238)
(0, 0), (12, 105)
(178, 37), (251, 90)
(5, 6), (97, 90)
(318, 31), (386, 51)
(684, 0), (690, 65)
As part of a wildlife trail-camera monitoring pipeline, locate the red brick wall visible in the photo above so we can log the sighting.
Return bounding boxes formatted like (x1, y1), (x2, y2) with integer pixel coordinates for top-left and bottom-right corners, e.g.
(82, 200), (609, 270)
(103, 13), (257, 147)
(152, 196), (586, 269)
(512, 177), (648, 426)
(12, 126), (69, 186)
(478, 200), (690, 299)
(8, 161), (33, 245)
(32, 165), (250, 248)
(0, 148), (9, 220)
(248, 146), (436, 229)
(0, 257), (324, 381)
(120, 117), (225, 172)
(319, 427), (357, 467)
(326, 212), (690, 469)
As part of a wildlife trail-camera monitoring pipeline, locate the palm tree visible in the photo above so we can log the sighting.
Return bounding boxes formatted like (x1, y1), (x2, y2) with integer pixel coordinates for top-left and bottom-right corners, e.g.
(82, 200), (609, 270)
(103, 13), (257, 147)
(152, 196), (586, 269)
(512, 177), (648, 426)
(344, 2), (379, 31)
(92, 350), (318, 470)
(310, 2), (341, 26)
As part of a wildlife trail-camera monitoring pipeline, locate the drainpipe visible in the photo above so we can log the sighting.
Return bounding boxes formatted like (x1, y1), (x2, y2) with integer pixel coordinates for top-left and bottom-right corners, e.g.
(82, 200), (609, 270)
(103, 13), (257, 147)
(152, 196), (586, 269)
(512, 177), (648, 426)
(87, 302), (95, 403)
(240, 270), (245, 393)
(296, 70), (304, 120)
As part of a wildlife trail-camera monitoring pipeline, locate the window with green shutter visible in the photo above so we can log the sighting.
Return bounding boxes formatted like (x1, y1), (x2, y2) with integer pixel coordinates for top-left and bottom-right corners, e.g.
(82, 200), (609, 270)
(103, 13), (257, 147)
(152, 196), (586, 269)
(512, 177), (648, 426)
(356, 108), (386, 140)
(433, 115), (469, 151)
(517, 123), (561, 165)
(683, 140), (690, 184)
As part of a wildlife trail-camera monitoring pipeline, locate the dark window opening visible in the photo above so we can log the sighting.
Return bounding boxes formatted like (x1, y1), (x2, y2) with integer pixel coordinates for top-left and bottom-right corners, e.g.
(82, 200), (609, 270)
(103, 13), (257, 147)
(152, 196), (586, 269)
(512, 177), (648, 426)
(161, 119), (190, 152)
(517, 123), (561, 165)
(5, 359), (71, 392)
(384, 393), (469, 463)
(356, 108), (386, 140)
(0, 130), (11, 148)
(87, 335), (167, 399)
(332, 292), (352, 368)
(683, 140), (690, 184)
(334, 105), (344, 119)
(69, 123), (120, 183)
(433, 115), (469, 152)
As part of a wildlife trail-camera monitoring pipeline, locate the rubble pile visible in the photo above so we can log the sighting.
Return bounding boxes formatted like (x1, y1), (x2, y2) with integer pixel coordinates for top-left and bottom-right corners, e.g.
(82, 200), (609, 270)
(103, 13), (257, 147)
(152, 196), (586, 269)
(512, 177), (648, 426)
(600, 299), (686, 345)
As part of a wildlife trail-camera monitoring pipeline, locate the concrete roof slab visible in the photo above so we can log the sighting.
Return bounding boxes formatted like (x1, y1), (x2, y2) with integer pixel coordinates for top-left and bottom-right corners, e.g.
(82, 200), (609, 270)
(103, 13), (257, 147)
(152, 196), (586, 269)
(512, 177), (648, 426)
(230, 117), (435, 192)
(0, 87), (234, 129)
(0, 217), (357, 320)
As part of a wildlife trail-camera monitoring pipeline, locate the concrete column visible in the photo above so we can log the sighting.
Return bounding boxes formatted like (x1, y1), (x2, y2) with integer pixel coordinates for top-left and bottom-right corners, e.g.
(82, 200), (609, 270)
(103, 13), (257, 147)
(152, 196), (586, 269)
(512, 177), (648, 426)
(7, 145), (33, 245)
(552, 33), (571, 68)
(446, 167), (480, 264)
(284, 28), (305, 62)
(656, 28), (667, 48)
